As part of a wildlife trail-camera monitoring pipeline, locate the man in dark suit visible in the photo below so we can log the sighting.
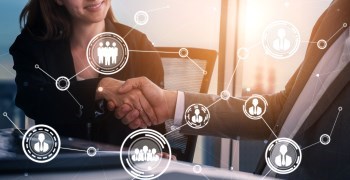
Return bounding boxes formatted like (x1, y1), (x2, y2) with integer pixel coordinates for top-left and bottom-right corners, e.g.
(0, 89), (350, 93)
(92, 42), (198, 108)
(112, 0), (350, 178)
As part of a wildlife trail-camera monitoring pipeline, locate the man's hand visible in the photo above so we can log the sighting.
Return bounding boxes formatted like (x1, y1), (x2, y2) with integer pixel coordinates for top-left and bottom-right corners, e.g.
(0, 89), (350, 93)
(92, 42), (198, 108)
(116, 77), (177, 129)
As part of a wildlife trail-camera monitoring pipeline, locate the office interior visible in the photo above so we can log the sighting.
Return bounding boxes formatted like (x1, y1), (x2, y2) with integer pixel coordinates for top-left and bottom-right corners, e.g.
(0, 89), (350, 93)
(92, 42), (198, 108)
(0, 0), (332, 177)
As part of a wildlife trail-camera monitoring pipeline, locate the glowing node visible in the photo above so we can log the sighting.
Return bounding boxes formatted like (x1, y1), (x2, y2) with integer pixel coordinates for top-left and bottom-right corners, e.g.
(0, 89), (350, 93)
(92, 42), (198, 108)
(193, 165), (202, 174)
(262, 20), (300, 59)
(243, 94), (268, 120)
(220, 90), (231, 101)
(237, 47), (250, 60)
(97, 87), (103, 92)
(203, 71), (208, 75)
(338, 107), (343, 111)
(34, 64), (39, 69)
(185, 104), (210, 129)
(134, 11), (149, 26)
(87, 147), (97, 157)
(55, 76), (70, 91)
(316, 74), (320, 77)
(120, 129), (171, 180)
(22, 124), (61, 163)
(24, 172), (28, 177)
(317, 39), (327, 50)
(246, 88), (251, 92)
(178, 48), (189, 58)
(80, 105), (84, 109)
(265, 138), (302, 174)
(343, 23), (348, 28)
(320, 134), (331, 145)
(3, 112), (7, 116)
(87, 32), (129, 75)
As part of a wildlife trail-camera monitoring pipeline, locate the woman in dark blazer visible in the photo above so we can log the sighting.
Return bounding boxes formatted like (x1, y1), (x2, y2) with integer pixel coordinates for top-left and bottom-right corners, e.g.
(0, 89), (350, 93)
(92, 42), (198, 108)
(9, 0), (164, 145)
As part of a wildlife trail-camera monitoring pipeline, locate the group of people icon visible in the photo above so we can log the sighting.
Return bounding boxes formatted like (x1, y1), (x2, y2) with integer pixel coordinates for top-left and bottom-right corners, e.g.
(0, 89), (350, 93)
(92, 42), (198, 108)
(131, 146), (160, 162)
(97, 41), (119, 66)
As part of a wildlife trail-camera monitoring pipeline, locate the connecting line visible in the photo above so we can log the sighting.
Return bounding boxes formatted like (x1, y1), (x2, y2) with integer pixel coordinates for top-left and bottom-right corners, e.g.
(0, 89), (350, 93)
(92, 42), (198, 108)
(0, 63), (15, 76)
(69, 66), (91, 80)
(300, 41), (317, 44)
(225, 59), (241, 91)
(261, 169), (271, 180)
(128, 50), (178, 54)
(97, 151), (120, 154)
(163, 123), (188, 136)
(61, 147), (87, 152)
(301, 141), (320, 151)
(200, 172), (210, 180)
(123, 24), (138, 39)
(327, 24), (346, 42)
(187, 56), (206, 74)
(66, 90), (83, 109)
(3, 112), (24, 136)
(206, 98), (222, 109)
(36, 65), (56, 81)
(261, 117), (278, 139)
(330, 107), (342, 137)
(147, 5), (170, 13)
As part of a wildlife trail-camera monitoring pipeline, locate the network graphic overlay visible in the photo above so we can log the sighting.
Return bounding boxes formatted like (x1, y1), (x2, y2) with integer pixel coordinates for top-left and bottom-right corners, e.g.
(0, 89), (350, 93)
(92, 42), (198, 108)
(0, 3), (348, 179)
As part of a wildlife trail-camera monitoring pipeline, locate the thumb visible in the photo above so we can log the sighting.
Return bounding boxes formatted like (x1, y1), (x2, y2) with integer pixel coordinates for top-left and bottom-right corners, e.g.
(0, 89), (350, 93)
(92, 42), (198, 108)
(118, 78), (142, 94)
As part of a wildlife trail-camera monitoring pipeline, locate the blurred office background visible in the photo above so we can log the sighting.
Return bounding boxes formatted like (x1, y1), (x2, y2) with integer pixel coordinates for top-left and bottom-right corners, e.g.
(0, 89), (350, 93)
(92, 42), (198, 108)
(0, 0), (332, 173)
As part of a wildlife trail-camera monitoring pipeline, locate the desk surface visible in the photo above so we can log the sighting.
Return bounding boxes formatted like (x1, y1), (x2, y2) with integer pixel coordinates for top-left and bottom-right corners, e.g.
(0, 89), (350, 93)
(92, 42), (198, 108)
(2, 160), (275, 180)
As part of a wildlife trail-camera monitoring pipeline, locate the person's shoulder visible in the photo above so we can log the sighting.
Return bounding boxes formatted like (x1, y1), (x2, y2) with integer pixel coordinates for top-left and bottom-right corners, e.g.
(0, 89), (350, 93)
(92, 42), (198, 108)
(10, 29), (45, 52)
(108, 21), (147, 42)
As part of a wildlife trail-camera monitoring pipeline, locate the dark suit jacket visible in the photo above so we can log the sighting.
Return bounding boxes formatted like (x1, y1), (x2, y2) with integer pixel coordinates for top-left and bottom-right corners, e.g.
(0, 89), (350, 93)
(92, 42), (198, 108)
(180, 0), (350, 179)
(10, 20), (165, 145)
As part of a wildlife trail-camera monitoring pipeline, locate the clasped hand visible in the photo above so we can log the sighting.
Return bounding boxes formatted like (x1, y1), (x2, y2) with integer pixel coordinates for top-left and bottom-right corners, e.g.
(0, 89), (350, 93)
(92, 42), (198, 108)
(96, 77), (177, 129)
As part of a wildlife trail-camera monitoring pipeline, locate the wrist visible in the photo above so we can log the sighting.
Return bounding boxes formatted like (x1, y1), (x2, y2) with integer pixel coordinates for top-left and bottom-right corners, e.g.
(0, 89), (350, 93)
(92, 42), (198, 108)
(164, 90), (177, 119)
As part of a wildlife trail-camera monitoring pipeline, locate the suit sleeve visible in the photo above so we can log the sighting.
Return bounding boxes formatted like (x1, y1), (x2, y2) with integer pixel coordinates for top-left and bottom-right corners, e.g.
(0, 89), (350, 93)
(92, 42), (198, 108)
(179, 65), (300, 140)
(10, 33), (100, 130)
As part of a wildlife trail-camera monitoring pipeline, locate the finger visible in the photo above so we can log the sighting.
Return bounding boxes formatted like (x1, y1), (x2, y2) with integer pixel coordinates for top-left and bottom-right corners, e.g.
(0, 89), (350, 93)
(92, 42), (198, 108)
(128, 119), (142, 129)
(139, 95), (158, 125)
(121, 109), (139, 125)
(115, 104), (132, 119)
(118, 77), (145, 94)
(107, 101), (116, 111)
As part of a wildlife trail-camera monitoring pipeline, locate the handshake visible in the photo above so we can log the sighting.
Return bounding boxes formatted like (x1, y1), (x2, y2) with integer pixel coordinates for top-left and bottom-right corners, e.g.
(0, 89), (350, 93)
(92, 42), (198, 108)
(96, 77), (178, 129)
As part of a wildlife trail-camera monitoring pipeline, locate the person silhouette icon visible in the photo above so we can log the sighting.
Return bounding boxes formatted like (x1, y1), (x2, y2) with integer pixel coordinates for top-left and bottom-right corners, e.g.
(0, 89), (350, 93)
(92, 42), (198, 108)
(111, 42), (118, 64)
(273, 28), (291, 51)
(275, 144), (292, 167)
(97, 42), (104, 64)
(34, 133), (49, 153)
(104, 41), (111, 66)
(191, 109), (203, 123)
(248, 98), (262, 116)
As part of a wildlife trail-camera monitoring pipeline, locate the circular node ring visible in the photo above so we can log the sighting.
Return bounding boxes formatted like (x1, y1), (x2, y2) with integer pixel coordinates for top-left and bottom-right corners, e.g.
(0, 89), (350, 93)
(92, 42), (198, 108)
(55, 76), (70, 91)
(320, 134), (331, 145)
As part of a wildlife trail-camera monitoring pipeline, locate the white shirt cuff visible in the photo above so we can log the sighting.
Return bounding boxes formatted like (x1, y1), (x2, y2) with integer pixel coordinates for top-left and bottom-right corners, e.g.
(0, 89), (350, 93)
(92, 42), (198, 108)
(173, 91), (185, 127)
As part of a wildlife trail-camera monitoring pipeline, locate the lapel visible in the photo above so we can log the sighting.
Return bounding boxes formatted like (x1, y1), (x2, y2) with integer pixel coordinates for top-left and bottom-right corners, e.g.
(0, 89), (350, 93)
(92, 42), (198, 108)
(274, 0), (350, 137)
(296, 62), (350, 137)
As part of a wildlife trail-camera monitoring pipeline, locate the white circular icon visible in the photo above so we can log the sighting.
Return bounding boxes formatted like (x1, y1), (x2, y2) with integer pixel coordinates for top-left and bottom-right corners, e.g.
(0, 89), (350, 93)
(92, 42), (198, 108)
(262, 20), (300, 59)
(87, 32), (129, 75)
(87, 147), (97, 157)
(134, 11), (149, 26)
(265, 138), (302, 174)
(317, 39), (327, 50)
(120, 129), (171, 180)
(178, 48), (189, 58)
(184, 104), (210, 129)
(243, 94), (268, 120)
(22, 124), (61, 163)
(237, 47), (250, 60)
(55, 76), (70, 91)
(320, 134), (331, 145)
